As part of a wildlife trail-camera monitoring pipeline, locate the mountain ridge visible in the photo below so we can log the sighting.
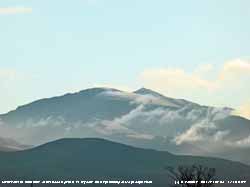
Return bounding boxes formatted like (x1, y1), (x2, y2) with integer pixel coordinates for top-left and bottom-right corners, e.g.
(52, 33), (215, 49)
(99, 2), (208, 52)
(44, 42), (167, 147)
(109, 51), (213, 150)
(0, 87), (227, 116)
(0, 87), (249, 165)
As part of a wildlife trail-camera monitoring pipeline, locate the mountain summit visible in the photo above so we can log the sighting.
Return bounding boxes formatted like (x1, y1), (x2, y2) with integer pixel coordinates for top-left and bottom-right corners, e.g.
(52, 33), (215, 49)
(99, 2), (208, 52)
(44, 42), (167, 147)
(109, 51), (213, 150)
(134, 87), (163, 95)
(0, 87), (249, 165)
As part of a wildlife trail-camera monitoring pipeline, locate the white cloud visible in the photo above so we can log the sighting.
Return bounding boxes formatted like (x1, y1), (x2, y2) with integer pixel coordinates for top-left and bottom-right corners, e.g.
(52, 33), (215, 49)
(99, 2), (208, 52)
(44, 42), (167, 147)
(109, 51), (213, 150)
(174, 120), (217, 145)
(94, 119), (132, 136)
(236, 135), (250, 147)
(173, 107), (233, 145)
(16, 116), (66, 128)
(0, 7), (32, 15)
(220, 59), (250, 80)
(99, 90), (132, 99)
(94, 84), (134, 93)
(90, 101), (233, 143)
(193, 64), (214, 78)
(89, 109), (156, 140)
(126, 133), (154, 140)
(101, 90), (179, 107)
(227, 135), (250, 148)
(173, 121), (238, 147)
(140, 67), (216, 92)
(213, 130), (230, 142)
(232, 102), (250, 120)
(140, 59), (250, 115)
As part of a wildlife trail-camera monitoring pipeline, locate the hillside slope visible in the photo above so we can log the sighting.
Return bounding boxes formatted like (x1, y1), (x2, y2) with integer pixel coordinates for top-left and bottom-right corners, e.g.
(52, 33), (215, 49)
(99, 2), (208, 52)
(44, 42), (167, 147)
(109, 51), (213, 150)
(0, 138), (249, 187)
(0, 87), (249, 164)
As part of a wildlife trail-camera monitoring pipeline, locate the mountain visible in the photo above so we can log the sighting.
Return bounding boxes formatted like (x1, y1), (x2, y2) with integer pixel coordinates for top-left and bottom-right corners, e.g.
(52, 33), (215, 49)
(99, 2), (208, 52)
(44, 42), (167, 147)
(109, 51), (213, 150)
(0, 138), (249, 187)
(0, 88), (133, 124)
(0, 87), (249, 164)
(134, 87), (192, 107)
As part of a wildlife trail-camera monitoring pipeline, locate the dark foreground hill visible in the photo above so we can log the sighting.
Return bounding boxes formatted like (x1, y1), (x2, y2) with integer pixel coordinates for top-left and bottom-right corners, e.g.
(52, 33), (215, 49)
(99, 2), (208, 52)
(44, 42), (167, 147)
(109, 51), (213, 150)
(0, 138), (249, 187)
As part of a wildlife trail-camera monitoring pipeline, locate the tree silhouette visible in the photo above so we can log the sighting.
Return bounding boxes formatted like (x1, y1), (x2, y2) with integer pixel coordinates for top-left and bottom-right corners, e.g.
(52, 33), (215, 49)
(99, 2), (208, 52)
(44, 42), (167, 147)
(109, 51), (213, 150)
(166, 165), (216, 187)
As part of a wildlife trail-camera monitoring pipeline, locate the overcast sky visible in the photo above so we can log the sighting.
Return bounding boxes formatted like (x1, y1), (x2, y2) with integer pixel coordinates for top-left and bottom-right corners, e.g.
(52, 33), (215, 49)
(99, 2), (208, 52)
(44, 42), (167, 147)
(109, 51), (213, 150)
(0, 0), (250, 118)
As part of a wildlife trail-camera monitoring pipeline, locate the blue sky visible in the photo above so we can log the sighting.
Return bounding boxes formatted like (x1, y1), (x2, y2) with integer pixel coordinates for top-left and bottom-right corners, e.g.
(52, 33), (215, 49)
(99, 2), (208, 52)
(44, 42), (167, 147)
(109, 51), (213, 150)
(0, 0), (250, 116)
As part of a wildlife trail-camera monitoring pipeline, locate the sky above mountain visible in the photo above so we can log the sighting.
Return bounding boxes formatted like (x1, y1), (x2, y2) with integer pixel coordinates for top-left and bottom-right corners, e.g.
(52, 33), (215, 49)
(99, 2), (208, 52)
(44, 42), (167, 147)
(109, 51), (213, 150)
(0, 0), (250, 117)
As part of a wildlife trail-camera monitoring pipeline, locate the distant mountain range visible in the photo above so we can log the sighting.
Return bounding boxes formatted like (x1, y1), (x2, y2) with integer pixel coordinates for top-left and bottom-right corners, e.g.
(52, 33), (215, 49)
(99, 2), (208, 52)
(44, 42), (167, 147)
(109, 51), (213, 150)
(0, 87), (250, 165)
(0, 138), (249, 187)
